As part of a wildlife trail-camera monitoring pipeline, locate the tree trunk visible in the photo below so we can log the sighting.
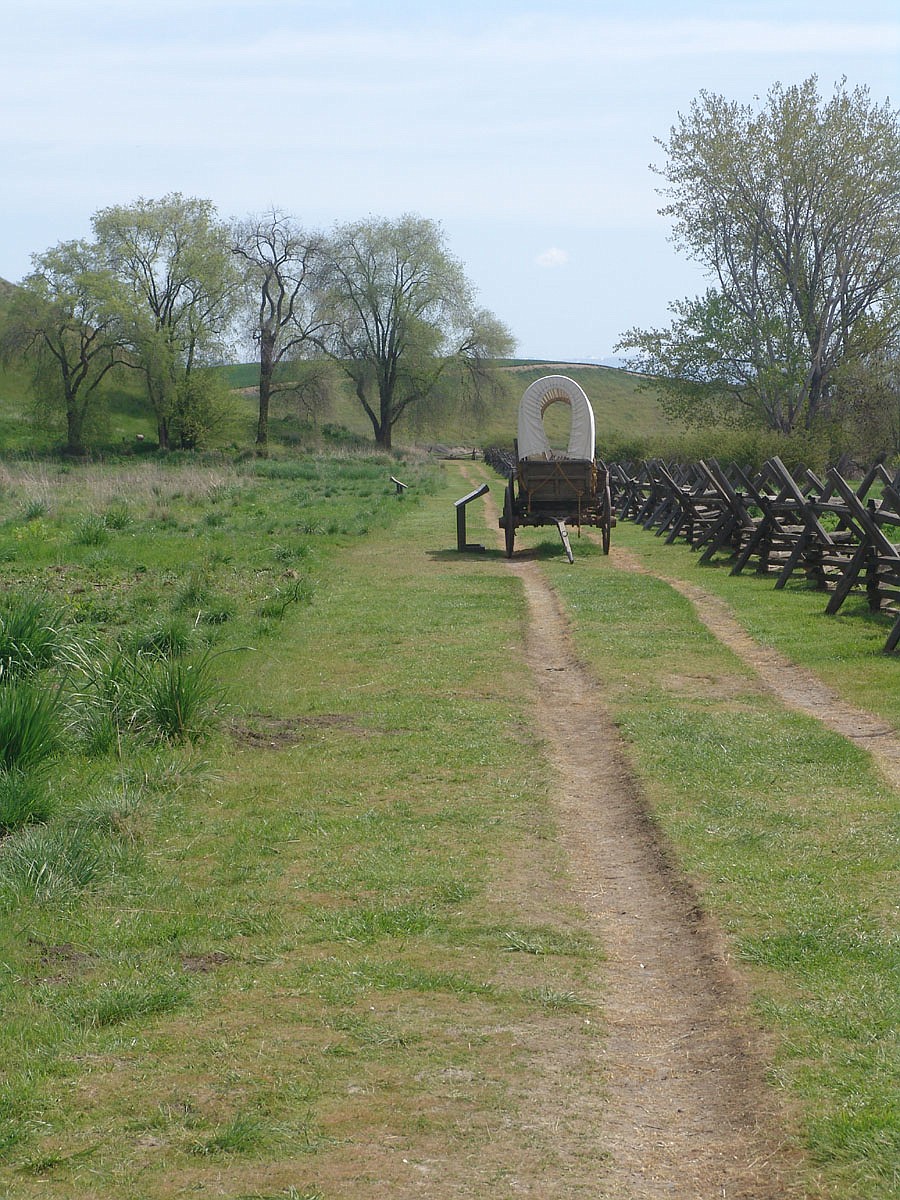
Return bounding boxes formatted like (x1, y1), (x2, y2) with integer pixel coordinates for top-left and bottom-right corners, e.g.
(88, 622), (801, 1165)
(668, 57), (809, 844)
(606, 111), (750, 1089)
(257, 330), (275, 452)
(378, 385), (393, 451)
(65, 403), (86, 457)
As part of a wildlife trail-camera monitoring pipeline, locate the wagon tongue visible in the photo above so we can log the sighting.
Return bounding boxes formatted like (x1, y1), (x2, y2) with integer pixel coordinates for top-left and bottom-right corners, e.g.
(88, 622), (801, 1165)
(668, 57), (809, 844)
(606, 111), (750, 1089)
(555, 519), (575, 564)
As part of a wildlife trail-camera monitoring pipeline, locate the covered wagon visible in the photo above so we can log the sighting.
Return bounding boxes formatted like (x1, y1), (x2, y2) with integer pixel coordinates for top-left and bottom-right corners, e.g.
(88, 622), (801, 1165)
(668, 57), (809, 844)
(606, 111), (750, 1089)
(499, 375), (614, 560)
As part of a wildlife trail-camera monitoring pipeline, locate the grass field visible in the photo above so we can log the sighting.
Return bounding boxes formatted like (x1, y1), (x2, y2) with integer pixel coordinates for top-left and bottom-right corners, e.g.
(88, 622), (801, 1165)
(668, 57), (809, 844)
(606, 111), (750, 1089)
(0, 453), (896, 1197)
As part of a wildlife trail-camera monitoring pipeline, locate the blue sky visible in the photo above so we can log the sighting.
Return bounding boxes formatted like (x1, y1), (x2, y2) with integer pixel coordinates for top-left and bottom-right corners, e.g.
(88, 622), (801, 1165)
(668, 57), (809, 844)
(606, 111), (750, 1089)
(2, 0), (898, 360)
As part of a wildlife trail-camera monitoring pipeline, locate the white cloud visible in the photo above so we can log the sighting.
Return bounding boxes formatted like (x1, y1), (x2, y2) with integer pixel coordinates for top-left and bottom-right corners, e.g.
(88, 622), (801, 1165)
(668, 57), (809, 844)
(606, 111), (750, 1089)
(535, 247), (570, 268)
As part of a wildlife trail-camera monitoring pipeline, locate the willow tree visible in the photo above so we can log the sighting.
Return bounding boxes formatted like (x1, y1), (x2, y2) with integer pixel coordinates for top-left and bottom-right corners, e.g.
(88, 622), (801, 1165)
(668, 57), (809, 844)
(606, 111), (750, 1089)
(2, 241), (125, 455)
(618, 78), (900, 435)
(315, 214), (513, 449)
(232, 211), (324, 452)
(93, 194), (240, 449)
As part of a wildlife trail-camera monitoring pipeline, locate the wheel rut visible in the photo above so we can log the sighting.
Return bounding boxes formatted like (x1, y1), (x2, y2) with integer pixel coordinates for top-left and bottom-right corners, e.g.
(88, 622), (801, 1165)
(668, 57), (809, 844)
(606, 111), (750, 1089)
(509, 557), (808, 1198)
(612, 544), (900, 791)
(472, 475), (810, 1197)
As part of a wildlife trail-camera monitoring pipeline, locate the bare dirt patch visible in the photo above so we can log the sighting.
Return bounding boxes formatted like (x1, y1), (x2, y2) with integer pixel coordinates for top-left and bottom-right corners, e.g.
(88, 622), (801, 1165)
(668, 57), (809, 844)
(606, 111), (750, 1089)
(31, 941), (97, 985)
(179, 951), (231, 974)
(229, 712), (372, 749)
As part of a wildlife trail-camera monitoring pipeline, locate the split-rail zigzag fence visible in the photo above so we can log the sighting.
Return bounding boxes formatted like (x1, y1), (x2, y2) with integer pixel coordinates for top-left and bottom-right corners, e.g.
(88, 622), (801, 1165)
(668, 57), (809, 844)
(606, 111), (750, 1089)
(483, 448), (900, 656)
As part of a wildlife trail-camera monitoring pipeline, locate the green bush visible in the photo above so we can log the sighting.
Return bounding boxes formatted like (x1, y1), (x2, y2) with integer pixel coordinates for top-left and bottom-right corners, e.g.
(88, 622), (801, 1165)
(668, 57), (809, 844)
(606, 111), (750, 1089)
(605, 424), (841, 473)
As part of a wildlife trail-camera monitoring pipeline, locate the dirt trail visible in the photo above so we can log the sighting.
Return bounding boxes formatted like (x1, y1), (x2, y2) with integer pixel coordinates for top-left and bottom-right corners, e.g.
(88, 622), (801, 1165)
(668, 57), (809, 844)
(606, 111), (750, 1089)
(472, 477), (811, 1197)
(510, 560), (808, 1198)
(612, 544), (900, 791)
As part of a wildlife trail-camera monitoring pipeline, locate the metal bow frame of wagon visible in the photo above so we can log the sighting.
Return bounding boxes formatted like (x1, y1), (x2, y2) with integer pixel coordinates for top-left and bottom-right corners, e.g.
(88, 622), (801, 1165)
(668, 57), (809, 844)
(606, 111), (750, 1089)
(499, 375), (615, 561)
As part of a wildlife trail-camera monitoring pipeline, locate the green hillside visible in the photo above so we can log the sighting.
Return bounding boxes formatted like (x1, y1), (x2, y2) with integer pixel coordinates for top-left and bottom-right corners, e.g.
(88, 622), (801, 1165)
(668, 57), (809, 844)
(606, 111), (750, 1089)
(485, 362), (678, 451)
(0, 281), (679, 456)
(225, 359), (680, 454)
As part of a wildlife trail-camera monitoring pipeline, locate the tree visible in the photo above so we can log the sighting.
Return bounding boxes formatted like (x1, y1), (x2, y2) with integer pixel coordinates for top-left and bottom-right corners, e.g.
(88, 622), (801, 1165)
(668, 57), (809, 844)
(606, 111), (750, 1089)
(618, 289), (810, 433)
(2, 240), (125, 455)
(315, 214), (514, 449)
(231, 211), (324, 452)
(833, 345), (900, 461)
(93, 194), (240, 449)
(618, 78), (900, 437)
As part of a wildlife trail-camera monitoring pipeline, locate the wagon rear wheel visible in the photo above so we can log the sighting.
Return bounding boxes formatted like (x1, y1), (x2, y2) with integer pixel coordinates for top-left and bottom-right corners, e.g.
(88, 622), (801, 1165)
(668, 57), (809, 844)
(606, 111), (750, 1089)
(602, 477), (619, 552)
(504, 480), (516, 558)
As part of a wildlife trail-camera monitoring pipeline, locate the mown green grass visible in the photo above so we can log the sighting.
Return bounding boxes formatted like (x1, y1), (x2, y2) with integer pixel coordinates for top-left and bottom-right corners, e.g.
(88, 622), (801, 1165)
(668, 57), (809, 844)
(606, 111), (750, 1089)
(0, 455), (606, 1198)
(536, 516), (900, 1200)
(2, 452), (897, 1198)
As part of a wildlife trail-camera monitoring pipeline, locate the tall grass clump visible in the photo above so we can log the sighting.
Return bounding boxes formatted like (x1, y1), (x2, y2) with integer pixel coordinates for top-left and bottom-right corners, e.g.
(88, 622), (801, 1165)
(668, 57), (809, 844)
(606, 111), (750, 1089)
(133, 651), (224, 743)
(63, 642), (140, 756)
(0, 593), (62, 681)
(71, 513), (109, 547)
(0, 683), (62, 772)
(0, 767), (52, 832)
(0, 823), (106, 906)
(129, 616), (193, 659)
(65, 641), (223, 749)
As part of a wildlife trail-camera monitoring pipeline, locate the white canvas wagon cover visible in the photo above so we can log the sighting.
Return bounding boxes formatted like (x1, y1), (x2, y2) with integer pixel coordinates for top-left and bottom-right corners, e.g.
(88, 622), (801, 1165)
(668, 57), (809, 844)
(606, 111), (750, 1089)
(517, 375), (596, 462)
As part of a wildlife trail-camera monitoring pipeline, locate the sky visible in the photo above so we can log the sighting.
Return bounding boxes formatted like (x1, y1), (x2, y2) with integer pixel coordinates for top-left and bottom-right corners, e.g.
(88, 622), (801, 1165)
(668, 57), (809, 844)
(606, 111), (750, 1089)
(2, 0), (898, 362)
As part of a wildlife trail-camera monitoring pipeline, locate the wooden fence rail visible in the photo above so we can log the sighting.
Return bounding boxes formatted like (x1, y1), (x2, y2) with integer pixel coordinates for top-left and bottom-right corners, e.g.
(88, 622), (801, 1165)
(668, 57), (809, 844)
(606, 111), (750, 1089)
(483, 447), (900, 653)
(606, 456), (900, 654)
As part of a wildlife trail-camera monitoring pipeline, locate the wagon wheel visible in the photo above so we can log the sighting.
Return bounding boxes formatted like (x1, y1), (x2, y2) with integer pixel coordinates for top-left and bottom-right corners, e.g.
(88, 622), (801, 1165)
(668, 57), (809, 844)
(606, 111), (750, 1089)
(504, 479), (516, 558)
(601, 477), (612, 554)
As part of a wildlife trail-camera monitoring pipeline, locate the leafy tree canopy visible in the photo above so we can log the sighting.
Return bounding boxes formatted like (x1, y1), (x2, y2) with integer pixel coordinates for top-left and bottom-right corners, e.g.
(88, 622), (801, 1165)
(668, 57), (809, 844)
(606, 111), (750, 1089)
(93, 193), (240, 449)
(618, 77), (900, 440)
(2, 240), (125, 455)
(315, 214), (514, 449)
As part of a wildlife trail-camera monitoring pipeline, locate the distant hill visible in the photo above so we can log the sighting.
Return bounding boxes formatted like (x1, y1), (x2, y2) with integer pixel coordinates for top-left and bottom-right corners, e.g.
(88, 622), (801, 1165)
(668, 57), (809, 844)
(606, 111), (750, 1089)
(472, 360), (679, 450)
(213, 359), (681, 454)
(0, 287), (681, 458)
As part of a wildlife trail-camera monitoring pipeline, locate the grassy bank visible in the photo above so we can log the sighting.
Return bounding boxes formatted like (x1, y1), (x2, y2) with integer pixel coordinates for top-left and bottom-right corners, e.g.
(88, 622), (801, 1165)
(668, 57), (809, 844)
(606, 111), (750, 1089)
(0, 455), (606, 1198)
